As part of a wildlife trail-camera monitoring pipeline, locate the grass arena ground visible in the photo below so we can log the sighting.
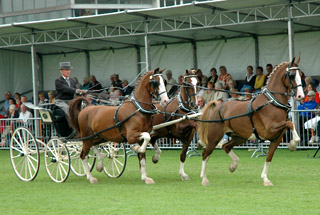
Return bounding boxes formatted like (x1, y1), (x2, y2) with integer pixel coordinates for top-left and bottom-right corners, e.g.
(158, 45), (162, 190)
(1, 149), (320, 215)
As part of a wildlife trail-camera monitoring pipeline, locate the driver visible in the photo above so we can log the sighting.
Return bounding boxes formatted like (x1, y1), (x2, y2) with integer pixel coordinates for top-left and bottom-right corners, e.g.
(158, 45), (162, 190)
(55, 62), (87, 120)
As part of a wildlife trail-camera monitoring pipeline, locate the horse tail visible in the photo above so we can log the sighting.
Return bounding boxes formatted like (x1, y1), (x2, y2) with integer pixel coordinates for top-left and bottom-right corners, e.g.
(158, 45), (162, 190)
(198, 100), (217, 146)
(69, 97), (90, 133)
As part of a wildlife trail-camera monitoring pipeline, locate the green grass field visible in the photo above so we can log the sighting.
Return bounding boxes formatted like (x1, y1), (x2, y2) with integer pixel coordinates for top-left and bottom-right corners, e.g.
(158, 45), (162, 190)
(1, 149), (320, 215)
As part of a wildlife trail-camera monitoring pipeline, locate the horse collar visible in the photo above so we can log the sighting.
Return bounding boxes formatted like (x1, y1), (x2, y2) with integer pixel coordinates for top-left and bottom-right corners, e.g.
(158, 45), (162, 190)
(262, 87), (291, 111)
(178, 92), (197, 113)
(131, 95), (158, 114)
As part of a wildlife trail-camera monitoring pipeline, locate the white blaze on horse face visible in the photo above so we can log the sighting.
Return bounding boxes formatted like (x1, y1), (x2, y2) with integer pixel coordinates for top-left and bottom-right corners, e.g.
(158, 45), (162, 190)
(158, 75), (169, 106)
(191, 77), (198, 105)
(295, 71), (304, 100)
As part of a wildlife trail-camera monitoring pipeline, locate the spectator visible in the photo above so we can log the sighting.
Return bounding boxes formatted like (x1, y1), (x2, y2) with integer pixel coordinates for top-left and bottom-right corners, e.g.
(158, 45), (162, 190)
(14, 92), (21, 101)
(4, 98), (17, 118)
(227, 79), (236, 91)
(198, 96), (205, 110)
(196, 69), (208, 87)
(254, 66), (265, 92)
(18, 104), (33, 125)
(90, 75), (103, 92)
(264, 64), (273, 85)
(21, 95), (28, 103)
(304, 77), (313, 93)
(73, 77), (82, 89)
(121, 80), (133, 97)
(109, 87), (122, 105)
(304, 103), (320, 144)
(16, 98), (22, 113)
(229, 89), (240, 100)
(0, 104), (18, 145)
(81, 76), (92, 90)
(48, 91), (56, 103)
(112, 74), (122, 89)
(241, 65), (256, 92)
(38, 92), (48, 104)
(206, 68), (218, 86)
(165, 70), (177, 92)
(304, 84), (320, 104)
(0, 91), (13, 116)
(212, 81), (228, 105)
(218, 66), (232, 90)
(298, 90), (317, 119)
(316, 78), (320, 93)
(201, 82), (215, 104)
(8, 104), (19, 118)
(239, 88), (252, 100)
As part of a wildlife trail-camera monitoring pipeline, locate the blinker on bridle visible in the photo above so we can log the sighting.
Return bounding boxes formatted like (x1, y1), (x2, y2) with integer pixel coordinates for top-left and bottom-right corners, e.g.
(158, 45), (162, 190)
(285, 65), (302, 96)
(149, 73), (166, 98)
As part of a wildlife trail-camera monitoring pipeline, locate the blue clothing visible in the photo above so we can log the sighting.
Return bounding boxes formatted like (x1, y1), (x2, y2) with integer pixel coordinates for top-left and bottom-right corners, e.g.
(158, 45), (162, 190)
(298, 100), (318, 118)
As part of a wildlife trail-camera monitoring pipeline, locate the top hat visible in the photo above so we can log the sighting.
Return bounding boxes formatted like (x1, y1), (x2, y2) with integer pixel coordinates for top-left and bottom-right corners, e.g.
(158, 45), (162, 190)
(59, 62), (73, 70)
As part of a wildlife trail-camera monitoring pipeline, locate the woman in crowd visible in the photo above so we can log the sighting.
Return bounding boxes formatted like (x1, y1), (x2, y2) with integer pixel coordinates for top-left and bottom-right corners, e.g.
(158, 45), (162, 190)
(81, 76), (92, 90)
(212, 81), (228, 105)
(254, 66), (265, 92)
(206, 68), (218, 86)
(48, 91), (56, 103)
(241, 65), (256, 92)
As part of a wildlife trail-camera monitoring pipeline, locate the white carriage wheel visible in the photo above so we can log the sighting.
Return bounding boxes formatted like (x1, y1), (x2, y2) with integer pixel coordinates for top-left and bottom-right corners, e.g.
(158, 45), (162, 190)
(102, 142), (127, 178)
(44, 139), (70, 183)
(10, 127), (40, 182)
(70, 142), (96, 177)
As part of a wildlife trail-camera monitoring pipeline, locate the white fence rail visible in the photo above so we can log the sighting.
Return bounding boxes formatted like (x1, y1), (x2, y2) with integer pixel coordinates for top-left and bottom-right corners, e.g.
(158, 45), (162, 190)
(1, 109), (319, 152)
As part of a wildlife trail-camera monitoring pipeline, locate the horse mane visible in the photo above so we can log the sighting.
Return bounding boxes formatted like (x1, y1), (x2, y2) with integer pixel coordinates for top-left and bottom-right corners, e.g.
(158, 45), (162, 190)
(132, 71), (152, 93)
(265, 62), (288, 86)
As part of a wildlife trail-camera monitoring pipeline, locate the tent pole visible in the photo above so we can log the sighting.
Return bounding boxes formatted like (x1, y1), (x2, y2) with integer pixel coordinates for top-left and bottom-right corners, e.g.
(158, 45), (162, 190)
(85, 51), (90, 77)
(135, 45), (142, 75)
(144, 20), (151, 71)
(191, 40), (198, 69)
(253, 34), (259, 69)
(31, 34), (39, 138)
(288, 1), (298, 136)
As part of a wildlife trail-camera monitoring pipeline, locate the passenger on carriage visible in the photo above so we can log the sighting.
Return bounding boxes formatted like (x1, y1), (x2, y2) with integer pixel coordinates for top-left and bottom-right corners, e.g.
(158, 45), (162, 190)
(218, 66), (232, 90)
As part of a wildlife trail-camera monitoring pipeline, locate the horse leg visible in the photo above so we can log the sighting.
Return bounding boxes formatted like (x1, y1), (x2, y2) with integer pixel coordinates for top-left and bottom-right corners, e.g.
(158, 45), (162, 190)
(179, 142), (190, 181)
(200, 129), (223, 186)
(152, 142), (162, 164)
(138, 152), (155, 184)
(287, 121), (300, 151)
(92, 146), (104, 172)
(222, 136), (246, 173)
(261, 138), (282, 186)
(130, 132), (151, 153)
(81, 140), (98, 184)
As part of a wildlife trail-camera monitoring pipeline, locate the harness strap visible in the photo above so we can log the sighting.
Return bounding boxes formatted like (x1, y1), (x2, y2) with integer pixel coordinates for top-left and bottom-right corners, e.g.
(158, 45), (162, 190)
(113, 102), (127, 142)
(262, 88), (291, 111)
(218, 100), (226, 121)
(131, 95), (158, 114)
(247, 97), (262, 141)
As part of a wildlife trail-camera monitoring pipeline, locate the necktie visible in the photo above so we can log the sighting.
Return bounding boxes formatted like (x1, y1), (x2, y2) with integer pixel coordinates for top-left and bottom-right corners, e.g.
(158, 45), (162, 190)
(66, 78), (70, 87)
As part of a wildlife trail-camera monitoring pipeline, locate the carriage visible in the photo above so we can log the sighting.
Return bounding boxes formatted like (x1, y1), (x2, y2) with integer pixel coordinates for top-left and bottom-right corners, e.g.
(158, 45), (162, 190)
(9, 102), (127, 183)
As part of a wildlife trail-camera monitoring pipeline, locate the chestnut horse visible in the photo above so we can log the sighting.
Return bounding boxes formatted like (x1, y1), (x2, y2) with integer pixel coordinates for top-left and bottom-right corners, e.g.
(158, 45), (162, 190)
(198, 57), (304, 186)
(69, 69), (169, 184)
(140, 70), (198, 181)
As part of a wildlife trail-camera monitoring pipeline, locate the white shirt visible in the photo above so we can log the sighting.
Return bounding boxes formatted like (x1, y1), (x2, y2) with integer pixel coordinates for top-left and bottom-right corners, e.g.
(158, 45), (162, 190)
(19, 111), (33, 123)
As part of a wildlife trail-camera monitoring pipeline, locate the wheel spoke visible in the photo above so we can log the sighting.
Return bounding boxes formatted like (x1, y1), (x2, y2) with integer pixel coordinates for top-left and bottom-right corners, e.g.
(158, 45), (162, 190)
(58, 164), (64, 181)
(113, 158), (124, 167)
(11, 146), (24, 154)
(112, 159), (121, 174)
(60, 161), (69, 166)
(27, 159), (33, 179)
(27, 156), (37, 172)
(28, 155), (38, 162)
(12, 154), (23, 159)
(60, 163), (68, 176)
(13, 137), (24, 149)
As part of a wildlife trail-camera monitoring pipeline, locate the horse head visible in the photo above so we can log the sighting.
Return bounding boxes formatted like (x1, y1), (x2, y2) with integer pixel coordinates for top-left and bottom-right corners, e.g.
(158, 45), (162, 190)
(149, 68), (169, 106)
(284, 56), (305, 100)
(183, 70), (199, 108)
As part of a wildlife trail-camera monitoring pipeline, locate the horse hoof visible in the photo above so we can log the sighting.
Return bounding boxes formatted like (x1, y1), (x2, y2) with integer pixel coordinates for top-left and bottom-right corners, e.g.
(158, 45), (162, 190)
(264, 181), (274, 186)
(144, 177), (155, 184)
(96, 162), (104, 172)
(229, 163), (238, 173)
(202, 177), (210, 186)
(288, 140), (297, 152)
(181, 174), (190, 181)
(90, 177), (98, 184)
(152, 156), (159, 164)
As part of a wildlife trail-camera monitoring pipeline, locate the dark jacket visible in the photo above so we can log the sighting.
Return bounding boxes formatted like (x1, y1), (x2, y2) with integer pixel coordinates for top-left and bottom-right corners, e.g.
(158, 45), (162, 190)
(91, 81), (103, 91)
(123, 86), (134, 97)
(55, 76), (77, 100)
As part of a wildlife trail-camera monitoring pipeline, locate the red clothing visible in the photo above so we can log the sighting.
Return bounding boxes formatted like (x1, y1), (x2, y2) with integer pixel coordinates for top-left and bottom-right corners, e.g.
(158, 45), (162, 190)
(218, 73), (232, 87)
(304, 91), (320, 103)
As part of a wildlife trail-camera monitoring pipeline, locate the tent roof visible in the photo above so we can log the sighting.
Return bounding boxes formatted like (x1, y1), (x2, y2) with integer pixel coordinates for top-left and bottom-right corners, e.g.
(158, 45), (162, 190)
(0, 0), (319, 54)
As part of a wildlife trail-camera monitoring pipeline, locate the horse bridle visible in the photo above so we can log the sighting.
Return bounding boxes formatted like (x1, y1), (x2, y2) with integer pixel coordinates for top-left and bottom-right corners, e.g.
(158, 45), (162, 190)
(183, 75), (198, 109)
(149, 73), (166, 98)
(285, 65), (302, 97)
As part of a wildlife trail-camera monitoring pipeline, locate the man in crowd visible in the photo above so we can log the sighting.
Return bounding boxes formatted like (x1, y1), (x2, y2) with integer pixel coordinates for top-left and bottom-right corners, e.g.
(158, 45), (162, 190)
(90, 75), (103, 92)
(121, 80), (133, 97)
(165, 70), (177, 93)
(18, 104), (33, 126)
(264, 63), (273, 85)
(55, 62), (86, 119)
(0, 91), (13, 116)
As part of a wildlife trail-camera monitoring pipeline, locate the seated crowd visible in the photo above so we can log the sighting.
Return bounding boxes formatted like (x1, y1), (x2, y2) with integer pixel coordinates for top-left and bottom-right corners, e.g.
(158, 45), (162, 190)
(1, 63), (320, 145)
